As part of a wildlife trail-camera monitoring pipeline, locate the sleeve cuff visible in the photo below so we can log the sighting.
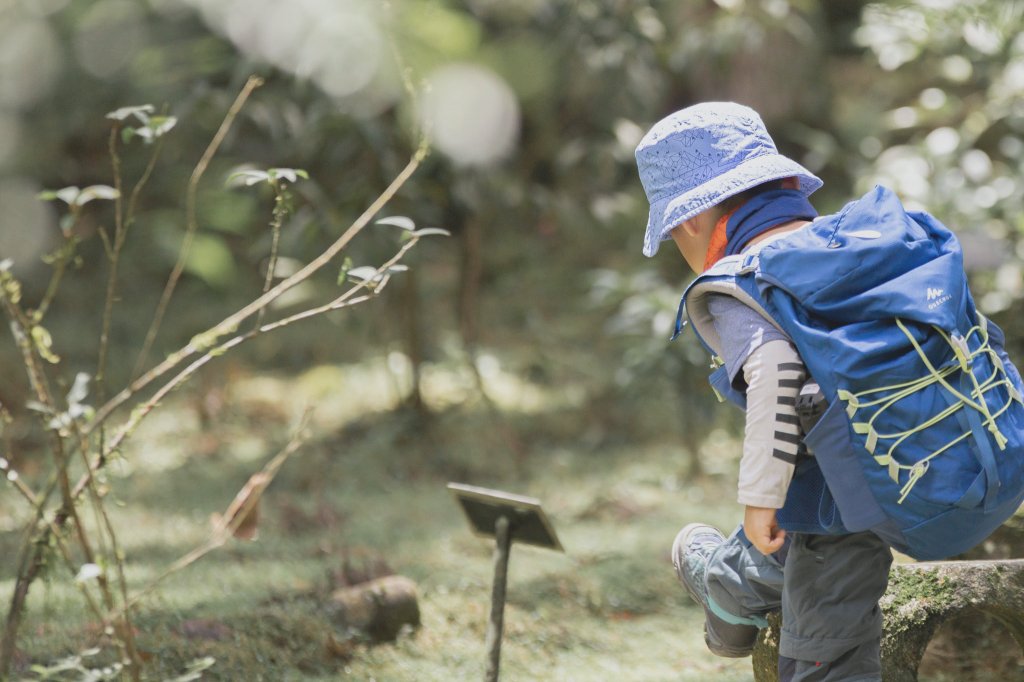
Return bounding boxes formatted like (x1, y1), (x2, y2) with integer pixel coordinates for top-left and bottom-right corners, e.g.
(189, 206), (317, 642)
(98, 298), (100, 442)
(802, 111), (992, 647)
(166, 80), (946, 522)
(737, 491), (787, 509)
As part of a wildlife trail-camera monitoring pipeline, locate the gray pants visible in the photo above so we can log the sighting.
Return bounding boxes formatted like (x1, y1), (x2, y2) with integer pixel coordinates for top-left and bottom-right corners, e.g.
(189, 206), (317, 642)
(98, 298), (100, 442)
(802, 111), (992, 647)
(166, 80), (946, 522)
(705, 525), (892, 682)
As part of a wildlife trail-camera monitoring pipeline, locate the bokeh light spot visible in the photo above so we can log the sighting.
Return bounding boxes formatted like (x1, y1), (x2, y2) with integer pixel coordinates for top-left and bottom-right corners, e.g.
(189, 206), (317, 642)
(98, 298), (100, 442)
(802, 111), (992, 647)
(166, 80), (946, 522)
(0, 17), (62, 110)
(420, 63), (520, 167)
(925, 127), (959, 156)
(74, 0), (148, 79)
(0, 112), (21, 169)
(0, 178), (56, 275)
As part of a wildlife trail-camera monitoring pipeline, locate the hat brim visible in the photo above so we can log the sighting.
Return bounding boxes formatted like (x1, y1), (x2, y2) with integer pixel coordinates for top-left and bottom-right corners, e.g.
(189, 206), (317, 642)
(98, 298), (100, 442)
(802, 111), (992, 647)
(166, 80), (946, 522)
(642, 153), (822, 257)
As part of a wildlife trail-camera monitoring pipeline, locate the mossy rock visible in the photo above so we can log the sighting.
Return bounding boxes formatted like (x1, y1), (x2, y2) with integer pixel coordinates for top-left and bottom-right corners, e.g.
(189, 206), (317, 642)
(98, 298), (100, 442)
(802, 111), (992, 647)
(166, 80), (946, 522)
(752, 559), (1024, 682)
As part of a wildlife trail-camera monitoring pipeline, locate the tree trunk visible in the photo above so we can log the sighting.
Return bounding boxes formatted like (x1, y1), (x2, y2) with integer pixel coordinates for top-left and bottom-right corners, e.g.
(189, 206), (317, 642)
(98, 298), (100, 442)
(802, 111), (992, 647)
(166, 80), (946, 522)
(752, 559), (1024, 681)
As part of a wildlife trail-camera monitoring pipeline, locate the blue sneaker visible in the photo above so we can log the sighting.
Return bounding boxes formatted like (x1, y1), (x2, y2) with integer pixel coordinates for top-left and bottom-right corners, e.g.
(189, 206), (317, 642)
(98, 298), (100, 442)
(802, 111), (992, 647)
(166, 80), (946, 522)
(672, 523), (759, 658)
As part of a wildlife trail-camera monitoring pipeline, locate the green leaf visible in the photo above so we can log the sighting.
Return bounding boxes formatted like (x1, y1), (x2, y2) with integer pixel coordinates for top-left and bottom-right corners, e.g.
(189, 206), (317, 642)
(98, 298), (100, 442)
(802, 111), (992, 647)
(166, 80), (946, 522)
(38, 185), (119, 207)
(25, 400), (52, 415)
(149, 115), (177, 134)
(375, 216), (416, 231)
(66, 372), (91, 405)
(267, 168), (308, 184)
(68, 403), (94, 421)
(105, 104), (155, 122)
(38, 186), (83, 206)
(227, 170), (271, 187)
(411, 227), (451, 237)
(55, 187), (80, 205)
(74, 185), (120, 206)
(122, 126), (137, 144)
(229, 168), (308, 188)
(347, 266), (383, 284)
(133, 115), (178, 143)
(337, 256), (353, 286)
(31, 325), (60, 364)
(74, 563), (102, 583)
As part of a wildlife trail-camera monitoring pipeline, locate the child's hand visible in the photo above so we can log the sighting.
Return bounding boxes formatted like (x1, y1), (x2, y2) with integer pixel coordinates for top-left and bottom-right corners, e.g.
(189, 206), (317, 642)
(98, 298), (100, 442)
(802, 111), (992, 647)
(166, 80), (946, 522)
(744, 505), (786, 556)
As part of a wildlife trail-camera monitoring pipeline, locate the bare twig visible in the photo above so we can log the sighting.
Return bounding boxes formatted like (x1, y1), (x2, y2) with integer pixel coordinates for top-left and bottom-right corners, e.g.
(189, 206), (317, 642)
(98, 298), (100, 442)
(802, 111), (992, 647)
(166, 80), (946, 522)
(100, 127), (166, 399)
(89, 135), (429, 435)
(107, 413), (311, 620)
(133, 75), (264, 379)
(95, 238), (419, 467)
(94, 124), (169, 680)
(0, 282), (130, 676)
(33, 234), (79, 322)
(255, 185), (286, 329)
(96, 127), (124, 397)
(1, 62), (432, 675)
(0, 294), (85, 673)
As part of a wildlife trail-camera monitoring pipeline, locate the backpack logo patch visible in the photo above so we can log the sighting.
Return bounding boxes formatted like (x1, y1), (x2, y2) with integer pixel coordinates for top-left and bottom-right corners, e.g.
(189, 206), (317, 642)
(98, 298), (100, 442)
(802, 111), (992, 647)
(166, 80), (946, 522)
(927, 287), (952, 309)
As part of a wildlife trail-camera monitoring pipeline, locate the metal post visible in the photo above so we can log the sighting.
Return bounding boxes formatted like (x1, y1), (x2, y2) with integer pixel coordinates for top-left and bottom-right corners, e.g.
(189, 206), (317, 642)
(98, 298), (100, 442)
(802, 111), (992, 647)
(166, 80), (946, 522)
(484, 515), (511, 682)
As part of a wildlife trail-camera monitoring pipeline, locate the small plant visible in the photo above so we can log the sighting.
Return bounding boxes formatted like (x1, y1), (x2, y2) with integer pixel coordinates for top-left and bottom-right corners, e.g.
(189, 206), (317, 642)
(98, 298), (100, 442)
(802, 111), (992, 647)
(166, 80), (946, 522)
(0, 76), (437, 679)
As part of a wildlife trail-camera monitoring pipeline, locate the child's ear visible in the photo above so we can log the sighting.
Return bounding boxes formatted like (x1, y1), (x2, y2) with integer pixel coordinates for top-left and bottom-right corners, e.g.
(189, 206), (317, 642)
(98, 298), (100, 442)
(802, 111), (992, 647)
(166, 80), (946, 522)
(677, 219), (701, 237)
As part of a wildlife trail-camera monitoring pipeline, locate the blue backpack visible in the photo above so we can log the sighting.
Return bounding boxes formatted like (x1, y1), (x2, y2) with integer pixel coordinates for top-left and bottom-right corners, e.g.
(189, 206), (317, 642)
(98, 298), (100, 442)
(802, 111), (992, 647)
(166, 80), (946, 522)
(679, 185), (1024, 561)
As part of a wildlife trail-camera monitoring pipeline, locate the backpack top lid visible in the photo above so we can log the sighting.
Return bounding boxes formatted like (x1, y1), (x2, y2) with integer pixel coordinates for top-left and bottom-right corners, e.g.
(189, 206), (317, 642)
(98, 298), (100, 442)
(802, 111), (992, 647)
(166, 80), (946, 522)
(754, 185), (968, 334)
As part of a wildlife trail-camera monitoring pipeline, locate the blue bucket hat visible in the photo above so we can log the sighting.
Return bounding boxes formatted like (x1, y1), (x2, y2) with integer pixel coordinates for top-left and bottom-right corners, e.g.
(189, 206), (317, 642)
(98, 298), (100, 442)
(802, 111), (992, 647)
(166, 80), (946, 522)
(636, 102), (823, 257)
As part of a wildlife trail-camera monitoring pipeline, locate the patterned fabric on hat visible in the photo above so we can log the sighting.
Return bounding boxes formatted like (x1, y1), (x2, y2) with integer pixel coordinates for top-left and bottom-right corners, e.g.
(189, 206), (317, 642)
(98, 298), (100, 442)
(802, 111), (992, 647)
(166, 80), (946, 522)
(635, 102), (822, 257)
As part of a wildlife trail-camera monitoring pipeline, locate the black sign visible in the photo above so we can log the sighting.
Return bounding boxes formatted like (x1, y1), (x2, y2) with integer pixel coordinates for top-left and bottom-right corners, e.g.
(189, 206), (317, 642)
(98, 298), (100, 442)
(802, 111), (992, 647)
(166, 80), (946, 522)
(448, 483), (563, 552)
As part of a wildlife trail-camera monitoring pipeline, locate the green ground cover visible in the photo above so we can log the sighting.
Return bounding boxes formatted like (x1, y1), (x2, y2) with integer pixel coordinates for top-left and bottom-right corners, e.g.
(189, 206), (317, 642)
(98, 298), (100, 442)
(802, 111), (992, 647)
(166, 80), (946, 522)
(2, 358), (756, 681)
(7, 357), (1017, 681)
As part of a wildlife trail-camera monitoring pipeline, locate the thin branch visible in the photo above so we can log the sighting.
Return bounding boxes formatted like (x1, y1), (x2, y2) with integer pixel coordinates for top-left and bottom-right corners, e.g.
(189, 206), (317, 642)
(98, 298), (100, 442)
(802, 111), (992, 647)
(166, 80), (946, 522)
(0, 290), (119, 671)
(0, 463), (41, 508)
(255, 186), (285, 329)
(133, 75), (264, 379)
(89, 136), (429, 434)
(94, 242), (416, 468)
(101, 129), (167, 398)
(125, 136), (164, 227)
(107, 415), (310, 620)
(96, 128), (126, 410)
(70, 426), (141, 675)
(33, 234), (79, 322)
(261, 294), (375, 331)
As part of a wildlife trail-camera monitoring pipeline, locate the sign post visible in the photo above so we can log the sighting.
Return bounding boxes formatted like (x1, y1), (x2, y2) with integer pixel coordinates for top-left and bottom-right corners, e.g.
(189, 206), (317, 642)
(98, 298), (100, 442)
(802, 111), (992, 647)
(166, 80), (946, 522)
(447, 483), (564, 682)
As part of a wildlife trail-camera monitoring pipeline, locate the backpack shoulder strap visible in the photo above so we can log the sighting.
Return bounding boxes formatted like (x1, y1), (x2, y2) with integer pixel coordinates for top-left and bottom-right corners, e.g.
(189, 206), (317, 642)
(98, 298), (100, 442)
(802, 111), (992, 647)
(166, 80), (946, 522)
(677, 253), (785, 358)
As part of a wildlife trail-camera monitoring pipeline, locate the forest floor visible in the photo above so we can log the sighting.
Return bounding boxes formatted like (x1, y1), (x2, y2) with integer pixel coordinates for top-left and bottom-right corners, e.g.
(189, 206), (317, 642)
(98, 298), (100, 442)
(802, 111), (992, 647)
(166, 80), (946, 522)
(2, 357), (1019, 681)
(1, 356), (754, 681)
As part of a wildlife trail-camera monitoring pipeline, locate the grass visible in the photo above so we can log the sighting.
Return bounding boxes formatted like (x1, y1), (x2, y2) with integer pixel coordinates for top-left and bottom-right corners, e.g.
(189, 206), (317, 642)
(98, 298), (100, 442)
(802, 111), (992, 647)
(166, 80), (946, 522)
(6, 352), (1022, 681)
(1, 356), (758, 681)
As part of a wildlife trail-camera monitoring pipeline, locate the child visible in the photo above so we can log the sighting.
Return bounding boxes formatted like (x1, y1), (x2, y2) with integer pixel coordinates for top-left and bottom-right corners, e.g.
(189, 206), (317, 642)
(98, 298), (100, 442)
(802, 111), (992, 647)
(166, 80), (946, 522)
(635, 102), (892, 681)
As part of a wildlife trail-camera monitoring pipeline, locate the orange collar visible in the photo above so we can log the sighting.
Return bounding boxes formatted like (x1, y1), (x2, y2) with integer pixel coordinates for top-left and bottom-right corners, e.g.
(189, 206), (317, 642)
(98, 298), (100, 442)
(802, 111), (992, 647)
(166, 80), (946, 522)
(702, 208), (737, 272)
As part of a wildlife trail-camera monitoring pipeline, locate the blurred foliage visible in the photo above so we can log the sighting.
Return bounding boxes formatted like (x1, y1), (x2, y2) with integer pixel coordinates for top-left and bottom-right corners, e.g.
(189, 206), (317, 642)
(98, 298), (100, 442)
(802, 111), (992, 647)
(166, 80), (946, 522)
(3, 1), (1024, 676)
(1, 0), (1023, 442)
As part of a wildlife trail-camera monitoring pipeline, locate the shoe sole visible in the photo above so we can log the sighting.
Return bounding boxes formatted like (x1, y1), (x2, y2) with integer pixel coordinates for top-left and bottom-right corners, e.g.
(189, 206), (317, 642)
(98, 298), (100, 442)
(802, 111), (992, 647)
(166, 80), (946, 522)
(672, 522), (724, 606)
(673, 524), (759, 658)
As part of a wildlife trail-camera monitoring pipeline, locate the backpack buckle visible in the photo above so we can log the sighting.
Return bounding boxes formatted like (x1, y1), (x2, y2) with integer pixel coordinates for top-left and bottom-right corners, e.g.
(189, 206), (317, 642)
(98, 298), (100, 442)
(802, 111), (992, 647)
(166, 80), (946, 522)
(737, 252), (759, 274)
(951, 333), (971, 371)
